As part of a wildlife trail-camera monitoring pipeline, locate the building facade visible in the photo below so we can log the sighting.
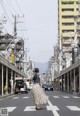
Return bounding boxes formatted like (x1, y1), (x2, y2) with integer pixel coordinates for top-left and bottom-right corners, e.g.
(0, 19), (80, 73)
(58, 0), (80, 70)
(0, 33), (24, 71)
(54, 45), (59, 77)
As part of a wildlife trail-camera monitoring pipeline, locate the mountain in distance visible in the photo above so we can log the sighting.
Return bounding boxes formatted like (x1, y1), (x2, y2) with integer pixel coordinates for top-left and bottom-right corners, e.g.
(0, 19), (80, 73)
(35, 62), (48, 74)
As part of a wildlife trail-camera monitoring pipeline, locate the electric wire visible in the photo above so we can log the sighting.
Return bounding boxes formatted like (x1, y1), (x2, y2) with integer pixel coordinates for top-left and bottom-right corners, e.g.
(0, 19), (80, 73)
(0, 1), (13, 24)
(4, 0), (16, 17)
(15, 0), (24, 16)
(2, 0), (13, 18)
(9, 0), (19, 15)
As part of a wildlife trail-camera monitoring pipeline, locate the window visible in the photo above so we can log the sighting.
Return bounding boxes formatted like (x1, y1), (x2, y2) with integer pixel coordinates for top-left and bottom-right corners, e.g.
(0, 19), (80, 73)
(62, 8), (74, 12)
(62, 1), (74, 4)
(77, 22), (80, 25)
(62, 23), (74, 26)
(76, 1), (80, 4)
(62, 15), (74, 19)
(62, 30), (74, 33)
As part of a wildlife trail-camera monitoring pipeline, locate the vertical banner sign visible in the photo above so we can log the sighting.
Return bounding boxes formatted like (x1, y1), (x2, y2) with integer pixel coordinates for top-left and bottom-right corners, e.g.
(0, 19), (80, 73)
(10, 53), (15, 64)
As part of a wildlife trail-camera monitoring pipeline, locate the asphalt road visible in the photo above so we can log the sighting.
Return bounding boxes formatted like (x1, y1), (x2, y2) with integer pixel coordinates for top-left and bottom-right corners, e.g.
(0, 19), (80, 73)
(0, 91), (80, 116)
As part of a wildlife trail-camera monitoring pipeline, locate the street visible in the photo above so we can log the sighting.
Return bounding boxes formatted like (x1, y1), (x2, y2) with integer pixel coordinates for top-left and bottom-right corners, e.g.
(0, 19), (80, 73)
(0, 91), (80, 116)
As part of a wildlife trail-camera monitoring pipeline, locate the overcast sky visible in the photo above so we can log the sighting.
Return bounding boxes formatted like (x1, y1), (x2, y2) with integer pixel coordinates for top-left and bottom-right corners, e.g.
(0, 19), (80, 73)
(0, 0), (58, 63)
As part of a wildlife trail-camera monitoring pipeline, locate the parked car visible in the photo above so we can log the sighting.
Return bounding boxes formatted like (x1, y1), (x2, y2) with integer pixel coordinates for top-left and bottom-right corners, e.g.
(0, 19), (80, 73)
(42, 83), (54, 91)
(14, 77), (28, 94)
(25, 81), (33, 91)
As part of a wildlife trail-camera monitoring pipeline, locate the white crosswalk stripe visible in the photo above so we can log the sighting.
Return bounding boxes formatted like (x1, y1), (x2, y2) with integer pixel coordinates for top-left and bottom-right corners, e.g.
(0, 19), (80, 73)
(23, 97), (29, 99)
(67, 106), (80, 111)
(63, 96), (70, 98)
(7, 107), (16, 112)
(72, 96), (80, 98)
(52, 96), (80, 99)
(46, 106), (59, 111)
(53, 96), (60, 98)
(12, 97), (19, 99)
(24, 106), (36, 111)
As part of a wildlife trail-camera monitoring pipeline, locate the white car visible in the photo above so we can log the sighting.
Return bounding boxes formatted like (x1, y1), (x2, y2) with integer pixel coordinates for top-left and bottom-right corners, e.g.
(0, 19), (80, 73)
(25, 82), (33, 90)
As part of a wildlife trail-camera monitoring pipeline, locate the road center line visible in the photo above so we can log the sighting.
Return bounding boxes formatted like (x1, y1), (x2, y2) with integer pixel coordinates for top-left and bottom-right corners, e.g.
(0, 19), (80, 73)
(48, 100), (60, 116)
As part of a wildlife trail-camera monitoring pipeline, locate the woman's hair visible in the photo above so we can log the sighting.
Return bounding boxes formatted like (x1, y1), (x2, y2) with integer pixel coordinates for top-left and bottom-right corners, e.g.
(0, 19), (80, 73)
(33, 68), (39, 81)
(34, 68), (39, 73)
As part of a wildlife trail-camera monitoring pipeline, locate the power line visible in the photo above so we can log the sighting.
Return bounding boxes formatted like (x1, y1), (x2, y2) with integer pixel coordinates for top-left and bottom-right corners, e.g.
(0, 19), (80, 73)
(9, 0), (19, 15)
(4, 0), (16, 16)
(0, 1), (13, 24)
(15, 0), (24, 16)
(2, 1), (14, 17)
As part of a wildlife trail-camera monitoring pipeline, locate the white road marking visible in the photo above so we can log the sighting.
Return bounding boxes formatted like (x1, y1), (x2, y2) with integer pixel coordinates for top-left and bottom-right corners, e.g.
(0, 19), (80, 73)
(67, 106), (80, 111)
(7, 107), (16, 112)
(63, 96), (70, 98)
(24, 106), (36, 111)
(53, 96), (60, 98)
(12, 97), (19, 99)
(72, 96), (80, 98)
(47, 106), (59, 111)
(23, 97), (29, 99)
(47, 100), (60, 116)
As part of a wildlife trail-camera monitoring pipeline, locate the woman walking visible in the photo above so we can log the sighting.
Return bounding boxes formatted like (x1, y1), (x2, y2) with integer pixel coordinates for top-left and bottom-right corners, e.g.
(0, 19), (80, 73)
(32, 68), (48, 110)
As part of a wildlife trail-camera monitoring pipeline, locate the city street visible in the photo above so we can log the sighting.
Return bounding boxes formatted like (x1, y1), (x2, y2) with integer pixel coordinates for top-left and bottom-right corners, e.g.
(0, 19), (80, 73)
(0, 0), (80, 116)
(0, 91), (80, 116)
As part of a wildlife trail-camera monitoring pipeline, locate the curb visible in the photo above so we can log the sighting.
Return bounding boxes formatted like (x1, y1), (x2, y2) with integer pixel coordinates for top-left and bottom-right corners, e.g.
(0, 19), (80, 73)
(0, 93), (14, 99)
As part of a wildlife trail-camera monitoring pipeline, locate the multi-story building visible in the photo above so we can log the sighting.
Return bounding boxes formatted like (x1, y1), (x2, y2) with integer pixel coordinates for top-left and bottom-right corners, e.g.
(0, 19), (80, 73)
(0, 33), (24, 71)
(53, 45), (59, 76)
(58, 0), (80, 70)
(47, 56), (54, 82)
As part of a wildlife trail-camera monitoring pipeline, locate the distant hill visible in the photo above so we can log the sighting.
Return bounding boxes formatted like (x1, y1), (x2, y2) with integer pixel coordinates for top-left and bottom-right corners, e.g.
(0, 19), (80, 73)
(35, 62), (48, 74)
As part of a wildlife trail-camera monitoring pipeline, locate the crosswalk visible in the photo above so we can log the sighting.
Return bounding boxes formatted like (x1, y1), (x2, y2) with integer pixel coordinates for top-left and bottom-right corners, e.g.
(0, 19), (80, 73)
(11, 96), (80, 100)
(0, 95), (80, 115)
(0, 95), (79, 101)
(0, 105), (80, 112)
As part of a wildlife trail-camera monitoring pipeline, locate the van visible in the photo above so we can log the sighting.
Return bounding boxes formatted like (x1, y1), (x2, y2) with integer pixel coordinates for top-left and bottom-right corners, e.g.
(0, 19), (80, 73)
(14, 77), (28, 94)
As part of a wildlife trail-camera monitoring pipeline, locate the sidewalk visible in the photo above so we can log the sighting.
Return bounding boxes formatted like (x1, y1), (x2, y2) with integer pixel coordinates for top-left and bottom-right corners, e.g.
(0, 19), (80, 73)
(0, 93), (14, 99)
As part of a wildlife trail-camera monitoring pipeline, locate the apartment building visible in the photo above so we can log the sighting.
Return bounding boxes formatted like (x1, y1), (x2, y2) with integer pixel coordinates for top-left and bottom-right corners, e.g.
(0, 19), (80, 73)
(54, 45), (59, 76)
(0, 33), (24, 71)
(58, 0), (80, 69)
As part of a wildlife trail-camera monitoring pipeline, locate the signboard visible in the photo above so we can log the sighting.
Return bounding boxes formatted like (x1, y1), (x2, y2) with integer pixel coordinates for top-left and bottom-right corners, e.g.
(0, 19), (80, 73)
(10, 53), (15, 64)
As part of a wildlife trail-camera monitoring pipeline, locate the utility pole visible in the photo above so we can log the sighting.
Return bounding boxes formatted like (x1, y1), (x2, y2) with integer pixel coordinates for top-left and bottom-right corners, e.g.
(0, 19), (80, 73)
(13, 15), (17, 66)
(13, 15), (24, 68)
(14, 15), (17, 37)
